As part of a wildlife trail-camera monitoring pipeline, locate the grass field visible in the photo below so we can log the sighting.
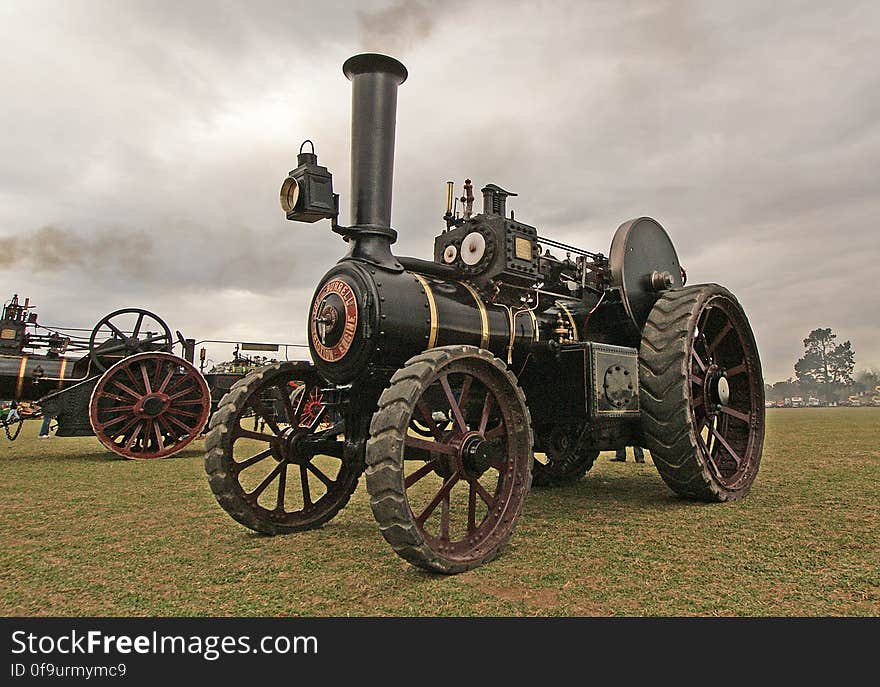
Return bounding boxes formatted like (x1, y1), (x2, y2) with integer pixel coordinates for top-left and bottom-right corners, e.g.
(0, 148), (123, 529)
(1, 408), (877, 616)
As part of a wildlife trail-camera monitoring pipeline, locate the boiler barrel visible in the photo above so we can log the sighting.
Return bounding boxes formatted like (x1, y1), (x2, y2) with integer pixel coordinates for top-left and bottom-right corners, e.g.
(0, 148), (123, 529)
(308, 262), (542, 383)
(0, 355), (76, 401)
(385, 272), (540, 365)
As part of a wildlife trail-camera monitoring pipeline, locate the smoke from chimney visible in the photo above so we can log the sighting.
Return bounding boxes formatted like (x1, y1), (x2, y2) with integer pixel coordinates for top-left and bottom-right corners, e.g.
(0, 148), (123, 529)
(0, 225), (154, 276)
(358, 1), (434, 55)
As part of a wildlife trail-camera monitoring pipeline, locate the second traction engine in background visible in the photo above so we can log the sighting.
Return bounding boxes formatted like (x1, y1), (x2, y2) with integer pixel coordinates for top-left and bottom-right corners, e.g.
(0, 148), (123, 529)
(205, 53), (766, 574)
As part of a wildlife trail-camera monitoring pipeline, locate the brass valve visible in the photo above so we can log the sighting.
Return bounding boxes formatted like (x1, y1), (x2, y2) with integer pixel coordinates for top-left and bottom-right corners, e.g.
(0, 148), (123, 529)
(553, 312), (573, 343)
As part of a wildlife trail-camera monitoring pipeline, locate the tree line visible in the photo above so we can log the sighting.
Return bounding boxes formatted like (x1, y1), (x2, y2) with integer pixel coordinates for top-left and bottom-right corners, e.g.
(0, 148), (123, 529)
(766, 328), (878, 404)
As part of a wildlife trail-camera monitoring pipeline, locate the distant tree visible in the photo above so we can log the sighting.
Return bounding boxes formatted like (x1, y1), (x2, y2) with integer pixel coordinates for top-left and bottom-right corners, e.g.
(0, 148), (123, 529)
(855, 368), (880, 393)
(794, 329), (855, 398)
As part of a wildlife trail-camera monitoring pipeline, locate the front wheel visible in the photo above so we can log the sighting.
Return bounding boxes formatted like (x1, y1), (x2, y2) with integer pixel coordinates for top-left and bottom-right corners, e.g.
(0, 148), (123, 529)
(639, 284), (765, 501)
(366, 346), (534, 574)
(204, 362), (363, 534)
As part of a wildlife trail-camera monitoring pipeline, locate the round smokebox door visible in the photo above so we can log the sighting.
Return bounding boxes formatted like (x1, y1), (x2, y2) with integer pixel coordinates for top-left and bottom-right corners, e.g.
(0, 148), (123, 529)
(310, 278), (359, 363)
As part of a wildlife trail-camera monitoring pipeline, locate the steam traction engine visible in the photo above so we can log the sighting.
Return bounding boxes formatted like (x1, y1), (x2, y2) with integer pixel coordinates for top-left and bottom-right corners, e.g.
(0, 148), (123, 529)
(205, 54), (765, 573)
(0, 295), (211, 459)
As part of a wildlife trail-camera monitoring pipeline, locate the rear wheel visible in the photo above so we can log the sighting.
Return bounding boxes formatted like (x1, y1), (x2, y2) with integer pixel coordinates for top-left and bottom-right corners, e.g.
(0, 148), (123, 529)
(366, 346), (533, 574)
(204, 362), (363, 534)
(532, 425), (599, 487)
(639, 284), (765, 501)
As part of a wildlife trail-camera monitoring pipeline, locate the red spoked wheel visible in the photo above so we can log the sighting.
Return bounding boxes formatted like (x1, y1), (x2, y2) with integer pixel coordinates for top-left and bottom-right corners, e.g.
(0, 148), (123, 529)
(366, 345), (533, 574)
(89, 352), (210, 459)
(298, 386), (327, 428)
(204, 362), (363, 534)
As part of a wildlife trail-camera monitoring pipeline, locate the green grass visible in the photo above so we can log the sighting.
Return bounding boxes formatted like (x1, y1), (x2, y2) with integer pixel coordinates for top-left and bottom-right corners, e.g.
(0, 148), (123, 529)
(1, 409), (878, 616)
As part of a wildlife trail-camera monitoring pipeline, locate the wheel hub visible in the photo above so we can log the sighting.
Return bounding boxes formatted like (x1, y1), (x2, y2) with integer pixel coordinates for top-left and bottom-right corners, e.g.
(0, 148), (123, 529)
(137, 394), (168, 417)
(430, 431), (495, 479)
(717, 376), (730, 405)
(278, 427), (311, 464)
(704, 364), (732, 409)
(432, 433), (463, 478)
(460, 433), (497, 477)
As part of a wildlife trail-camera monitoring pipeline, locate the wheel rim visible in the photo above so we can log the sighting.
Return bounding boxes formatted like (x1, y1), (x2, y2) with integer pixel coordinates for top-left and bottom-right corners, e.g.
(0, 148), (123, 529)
(400, 360), (530, 561)
(90, 352), (210, 459)
(689, 295), (763, 489)
(222, 371), (355, 528)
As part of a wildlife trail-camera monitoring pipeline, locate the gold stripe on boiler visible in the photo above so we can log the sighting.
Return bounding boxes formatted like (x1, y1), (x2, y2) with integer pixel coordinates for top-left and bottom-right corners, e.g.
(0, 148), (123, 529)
(412, 273), (439, 349)
(16, 355), (28, 399)
(58, 358), (68, 389)
(460, 282), (490, 349)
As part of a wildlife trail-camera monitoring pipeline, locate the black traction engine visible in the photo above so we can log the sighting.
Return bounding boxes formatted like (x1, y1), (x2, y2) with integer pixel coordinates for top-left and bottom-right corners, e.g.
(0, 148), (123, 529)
(205, 54), (766, 574)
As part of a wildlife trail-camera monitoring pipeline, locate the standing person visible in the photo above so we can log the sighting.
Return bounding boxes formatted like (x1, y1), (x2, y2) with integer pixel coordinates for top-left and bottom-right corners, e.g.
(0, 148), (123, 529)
(611, 446), (644, 463)
(38, 413), (53, 439)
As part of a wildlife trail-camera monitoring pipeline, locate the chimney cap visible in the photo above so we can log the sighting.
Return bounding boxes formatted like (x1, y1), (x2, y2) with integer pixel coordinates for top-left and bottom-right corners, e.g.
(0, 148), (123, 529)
(343, 53), (408, 84)
(481, 184), (517, 197)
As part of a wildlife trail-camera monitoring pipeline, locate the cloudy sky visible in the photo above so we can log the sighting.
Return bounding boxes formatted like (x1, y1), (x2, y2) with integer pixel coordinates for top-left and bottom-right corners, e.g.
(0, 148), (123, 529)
(1, 0), (877, 380)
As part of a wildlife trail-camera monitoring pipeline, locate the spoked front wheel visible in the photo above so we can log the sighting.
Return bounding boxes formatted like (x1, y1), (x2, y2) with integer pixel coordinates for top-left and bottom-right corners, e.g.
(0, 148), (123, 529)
(366, 346), (533, 574)
(204, 362), (363, 534)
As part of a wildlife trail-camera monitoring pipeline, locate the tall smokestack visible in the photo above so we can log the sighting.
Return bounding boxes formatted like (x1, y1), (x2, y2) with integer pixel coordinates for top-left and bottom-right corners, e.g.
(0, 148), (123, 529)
(343, 53), (407, 257)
